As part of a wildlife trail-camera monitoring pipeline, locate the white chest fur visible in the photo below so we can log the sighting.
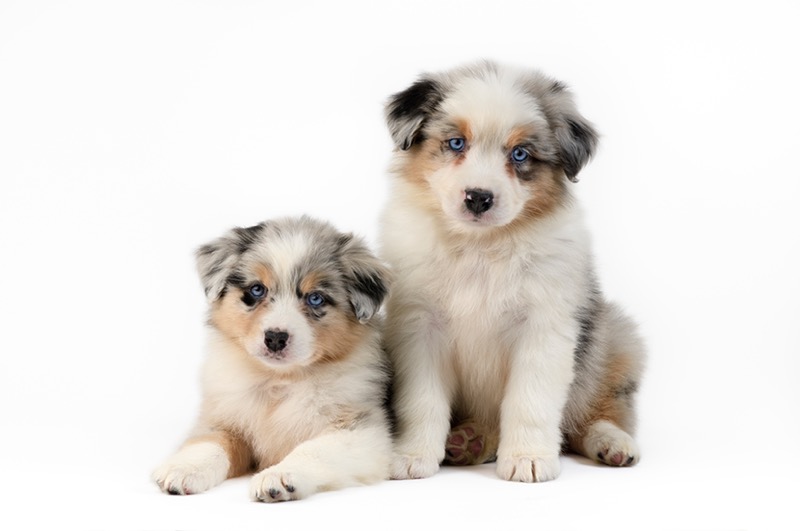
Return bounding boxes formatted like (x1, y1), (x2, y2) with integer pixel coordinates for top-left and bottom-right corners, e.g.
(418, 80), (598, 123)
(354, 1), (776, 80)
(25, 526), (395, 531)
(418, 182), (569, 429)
(381, 189), (592, 423)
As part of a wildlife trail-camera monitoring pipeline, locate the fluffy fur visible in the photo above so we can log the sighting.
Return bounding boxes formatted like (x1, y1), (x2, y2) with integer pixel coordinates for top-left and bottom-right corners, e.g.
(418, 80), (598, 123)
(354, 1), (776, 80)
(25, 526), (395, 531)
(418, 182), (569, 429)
(153, 216), (392, 501)
(380, 60), (646, 483)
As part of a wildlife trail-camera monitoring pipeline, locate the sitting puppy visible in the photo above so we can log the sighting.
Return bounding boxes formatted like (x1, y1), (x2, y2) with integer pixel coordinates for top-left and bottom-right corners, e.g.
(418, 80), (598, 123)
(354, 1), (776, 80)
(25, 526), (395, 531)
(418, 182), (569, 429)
(153, 216), (392, 501)
(381, 60), (646, 482)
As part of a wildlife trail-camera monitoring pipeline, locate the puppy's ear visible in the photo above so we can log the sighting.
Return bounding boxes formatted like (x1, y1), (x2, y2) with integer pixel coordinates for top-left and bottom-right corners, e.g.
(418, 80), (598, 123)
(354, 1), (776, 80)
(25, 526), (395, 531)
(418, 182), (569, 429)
(195, 224), (265, 301)
(337, 234), (391, 323)
(537, 80), (599, 182)
(554, 111), (598, 182)
(385, 77), (444, 150)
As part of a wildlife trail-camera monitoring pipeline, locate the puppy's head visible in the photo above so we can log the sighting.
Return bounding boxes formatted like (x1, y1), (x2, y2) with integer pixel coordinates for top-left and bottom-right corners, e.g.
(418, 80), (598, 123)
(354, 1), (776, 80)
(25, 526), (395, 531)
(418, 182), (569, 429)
(385, 60), (598, 233)
(195, 217), (389, 370)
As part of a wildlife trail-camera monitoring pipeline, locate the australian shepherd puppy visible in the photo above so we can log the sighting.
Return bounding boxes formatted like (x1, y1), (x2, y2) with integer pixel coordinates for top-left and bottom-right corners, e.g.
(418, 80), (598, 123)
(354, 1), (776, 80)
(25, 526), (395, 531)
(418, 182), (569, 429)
(380, 61), (646, 483)
(153, 217), (392, 501)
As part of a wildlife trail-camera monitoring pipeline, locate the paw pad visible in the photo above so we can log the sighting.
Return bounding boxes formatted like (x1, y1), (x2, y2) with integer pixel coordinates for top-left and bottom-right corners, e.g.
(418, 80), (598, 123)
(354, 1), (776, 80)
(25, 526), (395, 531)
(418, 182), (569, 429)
(596, 448), (637, 467)
(444, 423), (485, 466)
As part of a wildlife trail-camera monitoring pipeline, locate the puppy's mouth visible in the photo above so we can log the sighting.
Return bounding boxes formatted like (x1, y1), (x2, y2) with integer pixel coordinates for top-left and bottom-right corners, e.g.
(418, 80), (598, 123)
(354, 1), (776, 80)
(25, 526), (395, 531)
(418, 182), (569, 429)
(263, 349), (290, 361)
(456, 207), (505, 228)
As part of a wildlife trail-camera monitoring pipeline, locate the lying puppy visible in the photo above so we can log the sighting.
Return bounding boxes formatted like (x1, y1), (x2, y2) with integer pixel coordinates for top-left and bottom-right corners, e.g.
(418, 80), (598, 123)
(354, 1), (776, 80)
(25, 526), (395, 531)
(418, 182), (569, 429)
(153, 216), (392, 501)
(380, 60), (646, 482)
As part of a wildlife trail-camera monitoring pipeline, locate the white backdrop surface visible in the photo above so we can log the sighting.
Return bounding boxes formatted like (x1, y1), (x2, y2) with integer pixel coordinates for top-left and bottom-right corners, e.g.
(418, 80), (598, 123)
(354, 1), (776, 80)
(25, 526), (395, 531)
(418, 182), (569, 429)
(1, 1), (798, 530)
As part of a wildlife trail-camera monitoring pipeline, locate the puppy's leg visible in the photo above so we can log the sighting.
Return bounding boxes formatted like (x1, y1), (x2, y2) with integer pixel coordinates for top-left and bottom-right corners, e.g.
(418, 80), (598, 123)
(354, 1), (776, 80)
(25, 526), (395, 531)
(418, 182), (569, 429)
(566, 385), (642, 467)
(565, 303), (645, 466)
(496, 327), (575, 483)
(153, 431), (252, 495)
(566, 354), (643, 466)
(385, 306), (453, 479)
(250, 425), (391, 502)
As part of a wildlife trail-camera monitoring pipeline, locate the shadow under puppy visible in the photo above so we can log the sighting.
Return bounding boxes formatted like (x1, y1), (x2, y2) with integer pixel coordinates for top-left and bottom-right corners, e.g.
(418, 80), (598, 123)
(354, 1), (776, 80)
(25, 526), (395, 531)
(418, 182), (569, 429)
(153, 216), (392, 501)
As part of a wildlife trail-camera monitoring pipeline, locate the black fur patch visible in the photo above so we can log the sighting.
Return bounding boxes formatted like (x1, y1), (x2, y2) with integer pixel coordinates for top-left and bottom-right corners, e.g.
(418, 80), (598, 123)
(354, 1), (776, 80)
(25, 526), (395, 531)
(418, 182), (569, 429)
(240, 291), (259, 307)
(232, 224), (265, 255)
(386, 78), (445, 150)
(337, 234), (353, 248)
(559, 117), (598, 180)
(387, 79), (440, 122)
(228, 275), (265, 307)
(614, 381), (639, 399)
(226, 272), (246, 288)
(574, 293), (601, 366)
(351, 271), (387, 306)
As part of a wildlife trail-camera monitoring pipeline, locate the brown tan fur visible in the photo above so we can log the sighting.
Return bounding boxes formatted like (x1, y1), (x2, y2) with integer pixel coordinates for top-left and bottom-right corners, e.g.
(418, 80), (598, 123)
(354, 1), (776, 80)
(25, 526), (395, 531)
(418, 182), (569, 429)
(182, 431), (254, 479)
(503, 166), (568, 235)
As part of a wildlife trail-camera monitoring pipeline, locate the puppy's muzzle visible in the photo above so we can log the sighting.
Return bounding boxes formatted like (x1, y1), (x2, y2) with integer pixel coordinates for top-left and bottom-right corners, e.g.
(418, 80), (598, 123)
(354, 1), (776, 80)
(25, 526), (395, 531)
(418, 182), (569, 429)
(464, 188), (494, 216)
(265, 329), (289, 354)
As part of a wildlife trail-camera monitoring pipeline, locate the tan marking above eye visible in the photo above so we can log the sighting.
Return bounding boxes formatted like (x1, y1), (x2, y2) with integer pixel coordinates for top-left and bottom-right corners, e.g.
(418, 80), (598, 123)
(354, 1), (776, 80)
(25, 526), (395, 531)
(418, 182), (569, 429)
(453, 118), (473, 143)
(298, 272), (321, 297)
(505, 125), (537, 151)
(253, 264), (275, 290)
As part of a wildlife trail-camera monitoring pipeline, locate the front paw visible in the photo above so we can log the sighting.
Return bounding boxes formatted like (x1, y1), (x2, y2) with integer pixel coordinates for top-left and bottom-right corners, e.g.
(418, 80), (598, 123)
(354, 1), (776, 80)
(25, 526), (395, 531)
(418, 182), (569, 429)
(152, 461), (224, 495)
(152, 442), (229, 495)
(496, 455), (561, 483)
(390, 454), (440, 480)
(250, 468), (305, 503)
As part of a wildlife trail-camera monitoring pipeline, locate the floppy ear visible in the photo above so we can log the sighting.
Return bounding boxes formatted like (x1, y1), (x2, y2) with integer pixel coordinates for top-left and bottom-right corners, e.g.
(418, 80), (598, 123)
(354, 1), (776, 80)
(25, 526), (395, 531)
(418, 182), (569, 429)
(195, 224), (265, 301)
(534, 79), (599, 182)
(554, 111), (598, 182)
(385, 77), (444, 150)
(336, 234), (391, 323)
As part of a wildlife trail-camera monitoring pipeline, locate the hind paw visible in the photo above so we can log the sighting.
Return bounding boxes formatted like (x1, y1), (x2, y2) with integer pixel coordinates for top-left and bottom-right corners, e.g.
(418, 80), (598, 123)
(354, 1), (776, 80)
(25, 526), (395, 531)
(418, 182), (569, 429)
(444, 422), (485, 465)
(584, 420), (640, 467)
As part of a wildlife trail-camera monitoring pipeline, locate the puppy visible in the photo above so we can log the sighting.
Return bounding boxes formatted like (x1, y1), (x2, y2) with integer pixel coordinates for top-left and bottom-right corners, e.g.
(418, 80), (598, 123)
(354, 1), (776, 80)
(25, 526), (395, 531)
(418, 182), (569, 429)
(380, 60), (646, 482)
(153, 216), (392, 501)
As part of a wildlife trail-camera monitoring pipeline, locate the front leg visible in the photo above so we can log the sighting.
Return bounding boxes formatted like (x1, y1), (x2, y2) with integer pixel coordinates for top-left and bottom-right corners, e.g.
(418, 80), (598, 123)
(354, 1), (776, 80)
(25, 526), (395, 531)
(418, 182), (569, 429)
(250, 425), (391, 502)
(384, 304), (454, 479)
(496, 324), (576, 483)
(153, 430), (252, 495)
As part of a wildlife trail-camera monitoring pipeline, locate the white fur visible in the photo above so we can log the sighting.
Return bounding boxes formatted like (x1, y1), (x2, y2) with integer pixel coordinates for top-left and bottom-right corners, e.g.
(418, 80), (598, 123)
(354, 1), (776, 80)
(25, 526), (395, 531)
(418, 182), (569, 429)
(152, 441), (230, 495)
(251, 426), (392, 502)
(253, 297), (316, 366)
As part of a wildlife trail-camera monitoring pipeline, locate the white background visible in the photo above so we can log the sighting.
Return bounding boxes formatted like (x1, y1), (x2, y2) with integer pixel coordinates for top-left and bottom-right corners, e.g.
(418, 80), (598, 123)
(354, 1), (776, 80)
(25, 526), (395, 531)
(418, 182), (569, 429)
(1, 1), (798, 530)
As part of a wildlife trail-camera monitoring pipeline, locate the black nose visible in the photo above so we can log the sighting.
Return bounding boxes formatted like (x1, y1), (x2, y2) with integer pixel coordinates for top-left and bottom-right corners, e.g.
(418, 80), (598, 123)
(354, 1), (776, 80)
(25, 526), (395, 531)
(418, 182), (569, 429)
(265, 329), (289, 352)
(464, 188), (494, 215)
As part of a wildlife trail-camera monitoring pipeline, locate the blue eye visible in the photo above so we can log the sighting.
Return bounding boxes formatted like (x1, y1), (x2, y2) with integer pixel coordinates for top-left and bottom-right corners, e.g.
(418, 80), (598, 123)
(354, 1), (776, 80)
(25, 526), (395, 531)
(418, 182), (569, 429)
(447, 137), (466, 152)
(248, 283), (266, 298)
(511, 146), (529, 163)
(306, 292), (325, 308)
